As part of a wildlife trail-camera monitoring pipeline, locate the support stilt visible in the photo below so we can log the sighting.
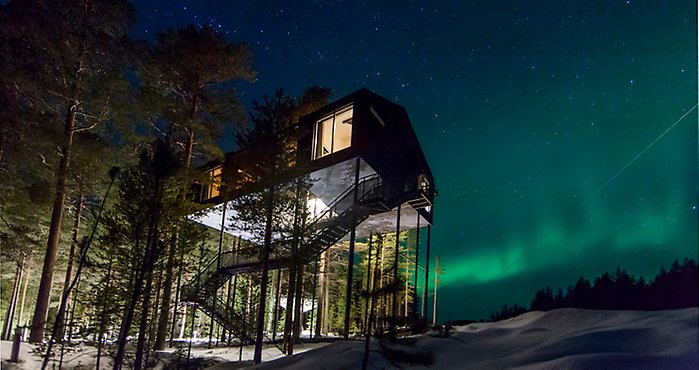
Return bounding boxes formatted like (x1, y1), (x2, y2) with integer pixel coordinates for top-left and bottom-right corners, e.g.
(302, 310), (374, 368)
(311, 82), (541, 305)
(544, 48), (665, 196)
(391, 204), (401, 332)
(343, 157), (361, 338)
(414, 216), (420, 318)
(364, 234), (373, 334)
(422, 225), (432, 325)
(309, 257), (318, 339)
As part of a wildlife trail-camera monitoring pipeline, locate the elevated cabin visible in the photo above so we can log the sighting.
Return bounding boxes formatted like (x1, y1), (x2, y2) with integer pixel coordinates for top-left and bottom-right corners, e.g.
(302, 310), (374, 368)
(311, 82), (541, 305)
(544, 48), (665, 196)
(194, 88), (436, 240)
(183, 88), (437, 344)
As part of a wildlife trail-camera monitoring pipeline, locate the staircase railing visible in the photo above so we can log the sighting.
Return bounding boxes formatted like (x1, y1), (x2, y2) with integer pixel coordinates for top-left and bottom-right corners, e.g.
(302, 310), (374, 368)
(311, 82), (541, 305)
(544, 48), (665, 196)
(189, 293), (285, 353)
(197, 295), (255, 343)
(300, 175), (388, 259)
(186, 174), (388, 292)
(308, 174), (384, 226)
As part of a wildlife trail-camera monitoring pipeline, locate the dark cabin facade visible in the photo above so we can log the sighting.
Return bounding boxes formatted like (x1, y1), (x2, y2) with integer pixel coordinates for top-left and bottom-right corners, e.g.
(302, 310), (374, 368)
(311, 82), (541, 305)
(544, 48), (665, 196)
(196, 88), (435, 232)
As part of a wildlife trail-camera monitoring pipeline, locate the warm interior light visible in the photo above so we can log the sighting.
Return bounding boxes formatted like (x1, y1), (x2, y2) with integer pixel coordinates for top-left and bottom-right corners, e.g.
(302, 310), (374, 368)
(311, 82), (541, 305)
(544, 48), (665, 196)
(333, 106), (353, 151)
(313, 105), (353, 159)
(206, 166), (222, 199)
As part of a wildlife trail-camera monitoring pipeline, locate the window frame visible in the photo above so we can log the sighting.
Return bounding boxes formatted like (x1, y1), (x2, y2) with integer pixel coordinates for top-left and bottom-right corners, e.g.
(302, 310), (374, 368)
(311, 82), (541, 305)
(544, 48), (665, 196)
(203, 165), (223, 200)
(312, 104), (353, 160)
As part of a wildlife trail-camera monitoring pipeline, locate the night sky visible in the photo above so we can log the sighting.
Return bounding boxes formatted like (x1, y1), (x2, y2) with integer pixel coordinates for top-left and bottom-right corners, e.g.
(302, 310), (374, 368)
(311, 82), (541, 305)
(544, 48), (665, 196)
(130, 1), (697, 320)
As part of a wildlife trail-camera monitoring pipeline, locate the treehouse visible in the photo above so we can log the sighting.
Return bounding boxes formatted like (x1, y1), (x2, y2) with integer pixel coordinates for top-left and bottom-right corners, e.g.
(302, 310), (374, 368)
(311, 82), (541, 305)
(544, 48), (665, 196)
(182, 88), (436, 344)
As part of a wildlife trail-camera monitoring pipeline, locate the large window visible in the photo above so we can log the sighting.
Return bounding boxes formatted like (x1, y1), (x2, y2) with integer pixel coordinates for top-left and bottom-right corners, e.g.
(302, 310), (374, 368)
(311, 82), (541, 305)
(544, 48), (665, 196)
(202, 166), (222, 200)
(313, 105), (353, 159)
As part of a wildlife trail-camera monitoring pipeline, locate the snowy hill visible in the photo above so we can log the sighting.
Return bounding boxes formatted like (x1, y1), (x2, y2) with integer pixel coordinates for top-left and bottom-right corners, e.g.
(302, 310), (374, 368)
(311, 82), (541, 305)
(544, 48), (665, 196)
(250, 308), (698, 369)
(2, 308), (696, 369)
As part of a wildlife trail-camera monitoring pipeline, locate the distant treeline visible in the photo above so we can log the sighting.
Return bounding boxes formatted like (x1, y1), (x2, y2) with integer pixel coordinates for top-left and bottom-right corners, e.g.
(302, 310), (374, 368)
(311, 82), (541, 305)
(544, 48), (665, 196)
(487, 258), (698, 322)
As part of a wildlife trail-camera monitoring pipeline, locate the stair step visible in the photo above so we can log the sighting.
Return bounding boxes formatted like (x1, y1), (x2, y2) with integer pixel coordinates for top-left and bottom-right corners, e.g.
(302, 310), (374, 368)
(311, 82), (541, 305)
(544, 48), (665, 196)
(326, 231), (345, 239)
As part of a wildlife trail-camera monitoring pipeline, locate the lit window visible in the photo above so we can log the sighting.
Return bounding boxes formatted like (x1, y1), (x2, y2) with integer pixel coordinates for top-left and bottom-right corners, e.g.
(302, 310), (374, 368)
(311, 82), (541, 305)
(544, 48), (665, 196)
(205, 166), (222, 199)
(313, 105), (353, 159)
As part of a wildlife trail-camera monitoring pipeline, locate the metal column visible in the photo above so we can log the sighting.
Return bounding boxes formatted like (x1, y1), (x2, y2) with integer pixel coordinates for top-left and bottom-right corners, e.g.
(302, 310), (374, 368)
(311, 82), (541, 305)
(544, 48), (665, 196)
(343, 157), (361, 338)
(422, 225), (432, 325)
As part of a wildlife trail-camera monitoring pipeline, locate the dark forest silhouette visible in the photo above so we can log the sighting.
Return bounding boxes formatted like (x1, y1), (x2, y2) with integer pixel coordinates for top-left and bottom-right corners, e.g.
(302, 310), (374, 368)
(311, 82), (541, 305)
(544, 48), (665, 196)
(487, 258), (698, 322)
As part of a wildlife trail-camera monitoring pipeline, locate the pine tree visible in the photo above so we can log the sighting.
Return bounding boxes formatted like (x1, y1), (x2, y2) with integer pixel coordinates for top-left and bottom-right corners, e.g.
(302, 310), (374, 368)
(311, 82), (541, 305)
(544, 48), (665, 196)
(231, 89), (299, 363)
(229, 86), (330, 360)
(530, 286), (554, 311)
(140, 24), (255, 350)
(105, 139), (180, 370)
(1, 0), (136, 342)
(142, 24), (255, 168)
(568, 277), (592, 308)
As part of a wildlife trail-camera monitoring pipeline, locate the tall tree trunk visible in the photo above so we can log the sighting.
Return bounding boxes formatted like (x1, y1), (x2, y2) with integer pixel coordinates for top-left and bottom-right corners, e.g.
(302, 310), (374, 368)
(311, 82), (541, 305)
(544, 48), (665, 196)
(156, 95), (199, 349)
(373, 239), (381, 327)
(114, 179), (163, 370)
(208, 289), (215, 348)
(379, 239), (386, 329)
(245, 278), (251, 334)
(96, 257), (113, 370)
(271, 269), (281, 342)
(284, 182), (303, 352)
(134, 268), (154, 370)
(343, 158), (360, 338)
(226, 238), (239, 346)
(170, 247), (184, 346)
(43, 162), (118, 370)
(253, 189), (274, 364)
(321, 251), (330, 335)
(30, 104), (76, 342)
(240, 285), (247, 361)
(183, 95), (199, 169)
(364, 234), (373, 333)
(266, 270), (277, 334)
(183, 129), (195, 169)
(222, 275), (232, 343)
(283, 265), (296, 353)
(67, 275), (81, 342)
(314, 259), (323, 338)
(2, 264), (22, 340)
(114, 264), (144, 370)
(18, 267), (31, 328)
(152, 268), (165, 341)
(186, 305), (195, 361)
(56, 194), (83, 339)
(292, 264), (304, 345)
(309, 259), (318, 339)
(179, 305), (186, 339)
(361, 234), (374, 370)
(154, 237), (176, 349)
(145, 267), (164, 365)
(391, 206), (401, 336)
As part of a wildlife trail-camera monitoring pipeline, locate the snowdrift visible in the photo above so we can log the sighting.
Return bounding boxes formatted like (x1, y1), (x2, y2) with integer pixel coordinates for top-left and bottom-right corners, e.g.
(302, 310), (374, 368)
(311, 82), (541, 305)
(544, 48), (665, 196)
(2, 308), (696, 369)
(251, 307), (698, 369)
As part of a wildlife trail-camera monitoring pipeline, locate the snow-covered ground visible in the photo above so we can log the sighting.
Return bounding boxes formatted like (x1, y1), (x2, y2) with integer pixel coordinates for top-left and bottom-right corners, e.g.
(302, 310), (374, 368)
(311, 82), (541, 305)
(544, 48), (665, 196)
(251, 308), (698, 369)
(0, 337), (324, 370)
(3, 308), (697, 369)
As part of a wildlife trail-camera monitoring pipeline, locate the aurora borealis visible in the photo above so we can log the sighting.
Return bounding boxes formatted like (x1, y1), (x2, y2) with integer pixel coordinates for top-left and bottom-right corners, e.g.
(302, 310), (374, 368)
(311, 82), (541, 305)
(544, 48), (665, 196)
(130, 1), (697, 320)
